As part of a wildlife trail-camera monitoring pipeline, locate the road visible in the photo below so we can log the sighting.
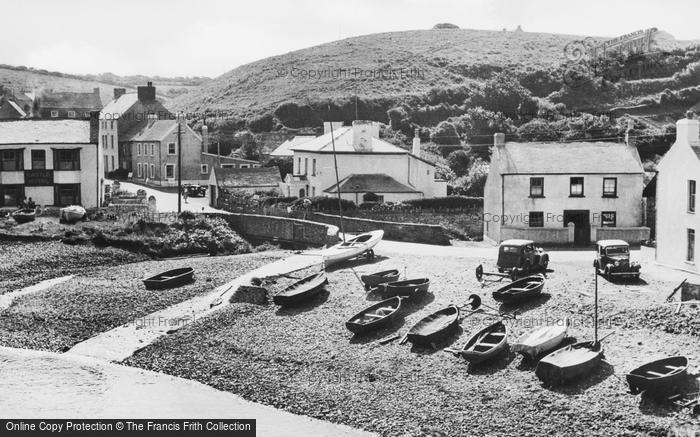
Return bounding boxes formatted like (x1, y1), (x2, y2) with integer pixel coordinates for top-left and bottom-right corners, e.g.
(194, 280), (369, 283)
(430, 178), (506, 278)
(115, 181), (223, 213)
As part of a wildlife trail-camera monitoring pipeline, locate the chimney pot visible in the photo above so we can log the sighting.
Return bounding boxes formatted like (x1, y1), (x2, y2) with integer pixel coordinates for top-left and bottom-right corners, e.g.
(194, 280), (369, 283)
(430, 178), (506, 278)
(201, 125), (209, 154)
(412, 129), (421, 156)
(137, 83), (156, 102)
(676, 117), (700, 146)
(494, 132), (506, 147)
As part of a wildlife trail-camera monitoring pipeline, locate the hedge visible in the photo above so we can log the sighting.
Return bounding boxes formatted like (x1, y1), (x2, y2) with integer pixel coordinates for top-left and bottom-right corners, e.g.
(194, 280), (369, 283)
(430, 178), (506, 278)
(401, 196), (482, 209)
(291, 196), (357, 211)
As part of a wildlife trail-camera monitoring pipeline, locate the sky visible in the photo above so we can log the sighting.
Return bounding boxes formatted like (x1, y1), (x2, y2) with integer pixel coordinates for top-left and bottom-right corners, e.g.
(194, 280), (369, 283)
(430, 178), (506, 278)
(1, 0), (698, 78)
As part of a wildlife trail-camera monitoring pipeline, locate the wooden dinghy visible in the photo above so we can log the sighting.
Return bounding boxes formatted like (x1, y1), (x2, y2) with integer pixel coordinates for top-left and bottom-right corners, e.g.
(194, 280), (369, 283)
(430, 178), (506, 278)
(626, 356), (689, 397)
(381, 278), (430, 300)
(360, 269), (400, 290)
(447, 320), (508, 365)
(511, 322), (568, 360)
(143, 267), (195, 290)
(492, 274), (545, 303)
(60, 205), (87, 223)
(535, 341), (603, 386)
(400, 305), (460, 347)
(272, 271), (328, 306)
(11, 208), (36, 224)
(318, 230), (384, 266)
(346, 296), (404, 335)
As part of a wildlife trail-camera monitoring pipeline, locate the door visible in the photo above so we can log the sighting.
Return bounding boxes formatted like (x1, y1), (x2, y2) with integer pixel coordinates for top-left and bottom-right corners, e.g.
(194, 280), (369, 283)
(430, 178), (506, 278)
(209, 185), (217, 207)
(563, 210), (590, 246)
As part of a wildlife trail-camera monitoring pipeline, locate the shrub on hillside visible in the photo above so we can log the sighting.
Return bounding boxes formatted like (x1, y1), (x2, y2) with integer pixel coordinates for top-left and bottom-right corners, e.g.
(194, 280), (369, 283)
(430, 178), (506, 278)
(468, 72), (533, 118)
(449, 158), (489, 197)
(431, 121), (461, 145)
(446, 149), (473, 177)
(247, 113), (274, 133)
(291, 196), (356, 211)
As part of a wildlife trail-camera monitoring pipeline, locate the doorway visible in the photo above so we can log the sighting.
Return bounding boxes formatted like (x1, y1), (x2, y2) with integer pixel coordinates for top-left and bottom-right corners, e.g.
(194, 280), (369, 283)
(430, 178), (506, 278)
(563, 210), (590, 246)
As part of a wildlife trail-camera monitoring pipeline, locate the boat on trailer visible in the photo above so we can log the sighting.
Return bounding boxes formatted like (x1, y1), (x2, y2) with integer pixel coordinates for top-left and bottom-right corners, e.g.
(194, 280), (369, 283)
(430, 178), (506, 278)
(360, 269), (400, 290)
(273, 271), (328, 306)
(143, 267), (195, 290)
(492, 274), (545, 303)
(318, 230), (384, 266)
(345, 296), (404, 335)
(447, 320), (509, 366)
(511, 322), (568, 360)
(626, 356), (689, 398)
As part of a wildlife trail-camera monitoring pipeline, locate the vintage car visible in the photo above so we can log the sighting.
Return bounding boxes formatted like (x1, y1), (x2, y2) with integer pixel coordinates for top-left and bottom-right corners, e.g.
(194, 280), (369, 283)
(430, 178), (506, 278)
(183, 184), (207, 197)
(497, 239), (550, 274)
(594, 239), (640, 280)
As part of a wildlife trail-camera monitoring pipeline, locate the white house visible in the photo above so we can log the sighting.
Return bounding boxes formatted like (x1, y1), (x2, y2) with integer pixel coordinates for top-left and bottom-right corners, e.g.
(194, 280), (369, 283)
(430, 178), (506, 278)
(655, 113), (700, 272)
(269, 135), (316, 158)
(279, 121), (447, 204)
(484, 132), (649, 245)
(0, 119), (103, 208)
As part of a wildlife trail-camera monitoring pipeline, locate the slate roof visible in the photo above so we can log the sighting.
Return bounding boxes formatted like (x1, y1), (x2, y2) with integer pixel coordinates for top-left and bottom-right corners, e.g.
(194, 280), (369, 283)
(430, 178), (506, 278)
(289, 127), (408, 154)
(494, 142), (644, 174)
(213, 167), (281, 188)
(38, 90), (102, 109)
(123, 120), (178, 142)
(324, 174), (419, 194)
(0, 120), (91, 144)
(270, 136), (316, 157)
(100, 93), (139, 118)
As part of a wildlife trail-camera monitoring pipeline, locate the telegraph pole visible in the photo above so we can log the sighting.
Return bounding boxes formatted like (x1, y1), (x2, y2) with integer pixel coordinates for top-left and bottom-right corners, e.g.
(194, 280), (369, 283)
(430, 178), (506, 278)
(177, 114), (182, 214)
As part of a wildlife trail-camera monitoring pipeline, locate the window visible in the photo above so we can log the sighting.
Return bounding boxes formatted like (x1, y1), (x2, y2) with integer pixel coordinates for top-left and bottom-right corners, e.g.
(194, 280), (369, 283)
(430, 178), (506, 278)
(201, 164), (209, 174)
(297, 158), (301, 174)
(150, 164), (155, 178)
(528, 212), (544, 227)
(165, 164), (175, 179)
(601, 211), (616, 227)
(602, 178), (617, 197)
(111, 155), (115, 170)
(53, 149), (80, 170)
(222, 164), (234, 169)
(110, 120), (114, 130)
(137, 143), (142, 156)
(312, 186), (316, 196)
(688, 229), (695, 262)
(168, 143), (176, 155)
(570, 177), (584, 197)
(1, 149), (23, 171)
(67, 111), (76, 118)
(151, 143), (156, 156)
(54, 184), (80, 206)
(84, 112), (90, 119)
(0, 184), (24, 207)
(529, 177), (544, 197)
(137, 163), (142, 178)
(304, 158), (308, 175)
(31, 150), (46, 170)
(50, 110), (59, 118)
(312, 159), (316, 176)
(689, 180), (696, 213)
(240, 164), (250, 168)
(111, 136), (114, 149)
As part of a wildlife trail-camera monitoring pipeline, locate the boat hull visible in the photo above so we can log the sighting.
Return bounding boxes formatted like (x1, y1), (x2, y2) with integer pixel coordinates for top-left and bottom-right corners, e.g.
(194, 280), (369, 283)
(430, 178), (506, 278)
(458, 321), (509, 365)
(406, 306), (460, 346)
(273, 272), (328, 306)
(143, 267), (195, 290)
(319, 230), (384, 266)
(381, 278), (430, 300)
(345, 296), (402, 335)
(625, 356), (688, 397)
(535, 342), (602, 386)
(12, 209), (36, 224)
(361, 269), (400, 289)
(493, 274), (545, 303)
(511, 324), (568, 360)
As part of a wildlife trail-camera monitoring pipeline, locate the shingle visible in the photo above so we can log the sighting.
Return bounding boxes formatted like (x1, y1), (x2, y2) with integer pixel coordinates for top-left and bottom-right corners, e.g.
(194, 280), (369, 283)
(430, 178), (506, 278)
(0, 120), (91, 144)
(497, 142), (644, 174)
(324, 174), (419, 193)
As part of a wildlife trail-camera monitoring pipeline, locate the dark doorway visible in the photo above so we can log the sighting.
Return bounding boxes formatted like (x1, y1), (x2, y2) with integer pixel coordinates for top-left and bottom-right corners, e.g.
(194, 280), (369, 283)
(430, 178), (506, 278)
(563, 210), (590, 246)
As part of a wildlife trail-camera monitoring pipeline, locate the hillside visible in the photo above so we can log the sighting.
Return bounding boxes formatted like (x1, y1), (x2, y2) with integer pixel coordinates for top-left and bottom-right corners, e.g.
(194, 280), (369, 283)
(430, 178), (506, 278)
(170, 27), (695, 117)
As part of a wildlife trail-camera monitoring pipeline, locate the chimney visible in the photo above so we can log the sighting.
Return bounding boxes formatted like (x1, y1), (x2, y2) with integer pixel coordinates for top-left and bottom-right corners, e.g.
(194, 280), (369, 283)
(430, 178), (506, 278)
(352, 120), (377, 151)
(625, 119), (636, 147)
(323, 121), (343, 134)
(412, 128), (421, 156)
(201, 124), (209, 154)
(137, 82), (156, 102)
(494, 132), (506, 147)
(88, 111), (100, 143)
(676, 111), (700, 147)
(113, 88), (126, 100)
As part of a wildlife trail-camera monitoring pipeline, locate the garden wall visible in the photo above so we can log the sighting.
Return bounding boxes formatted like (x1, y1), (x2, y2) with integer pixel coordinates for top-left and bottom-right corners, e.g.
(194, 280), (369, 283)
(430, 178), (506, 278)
(309, 212), (451, 245)
(208, 213), (339, 247)
(592, 226), (651, 244)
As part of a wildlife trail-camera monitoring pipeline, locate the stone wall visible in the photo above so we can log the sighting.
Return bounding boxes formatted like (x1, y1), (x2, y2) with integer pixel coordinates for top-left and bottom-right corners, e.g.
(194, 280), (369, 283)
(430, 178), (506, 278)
(309, 212), (451, 245)
(209, 213), (339, 247)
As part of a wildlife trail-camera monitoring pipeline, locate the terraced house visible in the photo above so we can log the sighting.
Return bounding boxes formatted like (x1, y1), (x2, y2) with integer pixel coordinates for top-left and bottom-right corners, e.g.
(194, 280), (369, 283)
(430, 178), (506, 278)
(0, 119), (102, 208)
(484, 132), (650, 245)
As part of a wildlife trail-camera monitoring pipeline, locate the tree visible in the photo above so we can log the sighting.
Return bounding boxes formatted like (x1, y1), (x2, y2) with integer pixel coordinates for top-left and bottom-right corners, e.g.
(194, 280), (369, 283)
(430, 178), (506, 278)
(451, 158), (489, 196)
(468, 73), (533, 118)
(247, 113), (274, 133)
(446, 149), (473, 177)
(431, 121), (461, 145)
(516, 119), (560, 142)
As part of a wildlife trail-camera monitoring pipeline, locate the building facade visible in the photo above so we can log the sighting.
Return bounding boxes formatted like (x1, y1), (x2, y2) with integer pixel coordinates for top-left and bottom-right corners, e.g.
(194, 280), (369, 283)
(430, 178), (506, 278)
(279, 121), (447, 203)
(484, 133), (649, 245)
(0, 119), (102, 208)
(208, 167), (281, 207)
(655, 114), (700, 273)
(34, 88), (102, 119)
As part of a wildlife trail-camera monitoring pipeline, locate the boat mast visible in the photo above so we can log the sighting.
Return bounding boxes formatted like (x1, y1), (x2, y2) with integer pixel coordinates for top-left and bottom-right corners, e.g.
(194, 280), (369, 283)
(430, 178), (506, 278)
(329, 120), (345, 243)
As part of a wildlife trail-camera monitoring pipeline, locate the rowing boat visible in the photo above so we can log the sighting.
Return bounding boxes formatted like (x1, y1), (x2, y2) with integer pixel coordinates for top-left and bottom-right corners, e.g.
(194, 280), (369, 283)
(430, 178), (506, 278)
(345, 296), (404, 335)
(317, 230), (384, 266)
(535, 341), (603, 386)
(272, 271), (328, 306)
(360, 269), (400, 290)
(60, 205), (87, 223)
(626, 356), (689, 397)
(143, 267), (195, 290)
(511, 322), (568, 360)
(401, 305), (460, 347)
(381, 278), (430, 300)
(11, 208), (36, 224)
(449, 320), (508, 365)
(492, 274), (545, 303)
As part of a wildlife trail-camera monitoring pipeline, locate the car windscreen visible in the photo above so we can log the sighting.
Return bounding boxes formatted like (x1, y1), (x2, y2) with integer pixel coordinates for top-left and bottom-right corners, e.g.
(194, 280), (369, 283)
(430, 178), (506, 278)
(502, 246), (520, 253)
(605, 246), (629, 255)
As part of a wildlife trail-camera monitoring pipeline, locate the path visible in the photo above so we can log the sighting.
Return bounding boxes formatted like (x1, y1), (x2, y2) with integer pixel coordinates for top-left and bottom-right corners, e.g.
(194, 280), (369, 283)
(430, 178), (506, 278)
(115, 181), (222, 213)
(0, 347), (375, 437)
